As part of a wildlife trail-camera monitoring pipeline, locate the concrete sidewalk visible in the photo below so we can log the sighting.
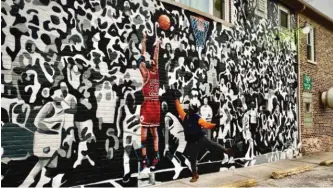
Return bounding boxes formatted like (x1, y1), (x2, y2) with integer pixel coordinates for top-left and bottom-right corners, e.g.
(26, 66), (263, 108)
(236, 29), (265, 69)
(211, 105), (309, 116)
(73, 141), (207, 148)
(151, 152), (333, 187)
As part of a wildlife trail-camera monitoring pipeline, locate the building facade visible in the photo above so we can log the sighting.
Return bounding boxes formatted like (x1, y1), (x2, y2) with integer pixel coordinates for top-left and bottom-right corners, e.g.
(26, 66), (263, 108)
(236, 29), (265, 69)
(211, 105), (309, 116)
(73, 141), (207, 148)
(295, 2), (333, 154)
(0, 0), (310, 187)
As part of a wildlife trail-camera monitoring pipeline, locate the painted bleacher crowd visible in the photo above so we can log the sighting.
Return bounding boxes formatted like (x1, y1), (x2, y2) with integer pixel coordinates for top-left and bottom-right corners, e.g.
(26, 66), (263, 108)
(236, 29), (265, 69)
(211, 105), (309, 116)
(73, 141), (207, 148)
(1, 0), (299, 187)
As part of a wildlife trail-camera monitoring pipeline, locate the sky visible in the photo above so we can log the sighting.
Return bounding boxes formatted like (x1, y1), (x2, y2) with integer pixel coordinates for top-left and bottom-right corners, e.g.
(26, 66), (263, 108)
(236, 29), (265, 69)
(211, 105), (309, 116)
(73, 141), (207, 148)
(304, 0), (333, 19)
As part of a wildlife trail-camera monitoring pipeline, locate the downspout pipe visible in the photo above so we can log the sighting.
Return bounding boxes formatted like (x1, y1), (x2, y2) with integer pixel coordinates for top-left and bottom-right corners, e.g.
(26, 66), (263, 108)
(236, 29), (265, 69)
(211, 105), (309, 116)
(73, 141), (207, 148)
(296, 4), (306, 156)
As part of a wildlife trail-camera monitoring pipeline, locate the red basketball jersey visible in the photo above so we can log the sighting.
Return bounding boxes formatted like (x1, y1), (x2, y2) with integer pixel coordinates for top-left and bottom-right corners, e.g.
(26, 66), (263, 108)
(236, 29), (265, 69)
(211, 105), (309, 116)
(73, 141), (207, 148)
(142, 71), (159, 98)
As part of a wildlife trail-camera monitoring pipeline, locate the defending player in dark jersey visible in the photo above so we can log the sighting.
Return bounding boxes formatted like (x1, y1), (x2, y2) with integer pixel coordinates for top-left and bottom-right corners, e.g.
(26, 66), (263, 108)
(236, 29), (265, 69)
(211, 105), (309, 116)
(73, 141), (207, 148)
(172, 91), (235, 182)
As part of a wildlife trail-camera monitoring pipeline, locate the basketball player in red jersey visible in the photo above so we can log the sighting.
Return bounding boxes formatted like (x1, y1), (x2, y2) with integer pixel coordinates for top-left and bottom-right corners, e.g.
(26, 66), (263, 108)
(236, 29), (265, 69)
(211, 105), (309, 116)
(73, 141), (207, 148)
(137, 31), (161, 169)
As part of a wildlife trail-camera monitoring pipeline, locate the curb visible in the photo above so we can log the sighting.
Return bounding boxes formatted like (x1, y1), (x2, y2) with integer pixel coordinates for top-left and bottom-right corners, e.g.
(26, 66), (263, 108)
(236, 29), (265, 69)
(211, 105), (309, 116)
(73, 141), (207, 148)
(271, 165), (313, 179)
(219, 178), (257, 187)
(319, 159), (333, 166)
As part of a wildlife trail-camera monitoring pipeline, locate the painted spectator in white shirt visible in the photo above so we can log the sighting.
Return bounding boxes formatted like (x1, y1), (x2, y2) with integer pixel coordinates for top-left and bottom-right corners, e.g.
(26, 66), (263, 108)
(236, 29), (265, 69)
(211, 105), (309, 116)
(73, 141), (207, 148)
(200, 97), (213, 122)
(199, 97), (214, 140)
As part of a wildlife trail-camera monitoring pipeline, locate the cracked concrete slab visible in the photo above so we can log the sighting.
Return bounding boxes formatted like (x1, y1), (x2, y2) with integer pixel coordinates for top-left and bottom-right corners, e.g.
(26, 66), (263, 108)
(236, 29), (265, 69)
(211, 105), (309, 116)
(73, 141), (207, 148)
(232, 165), (279, 182)
(298, 152), (333, 164)
(256, 166), (333, 187)
(180, 172), (248, 187)
(262, 160), (316, 170)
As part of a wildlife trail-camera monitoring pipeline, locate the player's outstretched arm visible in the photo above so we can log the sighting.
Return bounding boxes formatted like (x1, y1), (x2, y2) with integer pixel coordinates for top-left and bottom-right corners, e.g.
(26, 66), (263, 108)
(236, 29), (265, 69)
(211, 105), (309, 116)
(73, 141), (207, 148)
(153, 39), (161, 69)
(138, 56), (148, 77)
(141, 31), (147, 56)
(175, 99), (186, 121)
(139, 31), (148, 79)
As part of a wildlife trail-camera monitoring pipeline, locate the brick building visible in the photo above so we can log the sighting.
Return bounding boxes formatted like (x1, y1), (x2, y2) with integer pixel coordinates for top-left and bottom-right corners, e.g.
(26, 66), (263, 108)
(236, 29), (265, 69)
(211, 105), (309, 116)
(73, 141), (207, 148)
(299, 2), (333, 154)
(283, 0), (333, 154)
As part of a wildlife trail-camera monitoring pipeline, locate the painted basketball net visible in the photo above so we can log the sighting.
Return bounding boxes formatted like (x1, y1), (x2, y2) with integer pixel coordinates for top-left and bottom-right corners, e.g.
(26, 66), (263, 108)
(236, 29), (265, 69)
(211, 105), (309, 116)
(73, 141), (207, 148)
(190, 16), (210, 51)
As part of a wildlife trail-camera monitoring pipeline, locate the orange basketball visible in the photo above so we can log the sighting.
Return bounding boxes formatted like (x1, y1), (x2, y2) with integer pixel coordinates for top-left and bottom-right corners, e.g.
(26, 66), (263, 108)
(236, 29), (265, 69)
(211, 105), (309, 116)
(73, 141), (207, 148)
(158, 14), (171, 30)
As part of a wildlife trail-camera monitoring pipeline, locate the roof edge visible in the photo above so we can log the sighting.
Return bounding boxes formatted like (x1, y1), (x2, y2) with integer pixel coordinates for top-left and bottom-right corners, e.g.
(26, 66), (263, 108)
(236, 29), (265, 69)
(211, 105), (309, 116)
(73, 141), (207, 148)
(298, 0), (333, 24)
(280, 0), (333, 32)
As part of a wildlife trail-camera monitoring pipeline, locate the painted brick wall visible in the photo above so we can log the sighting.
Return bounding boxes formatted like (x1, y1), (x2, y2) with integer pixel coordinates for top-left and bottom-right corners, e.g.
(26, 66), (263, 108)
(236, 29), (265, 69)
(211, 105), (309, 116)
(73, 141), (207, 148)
(299, 14), (333, 155)
(1, 0), (300, 187)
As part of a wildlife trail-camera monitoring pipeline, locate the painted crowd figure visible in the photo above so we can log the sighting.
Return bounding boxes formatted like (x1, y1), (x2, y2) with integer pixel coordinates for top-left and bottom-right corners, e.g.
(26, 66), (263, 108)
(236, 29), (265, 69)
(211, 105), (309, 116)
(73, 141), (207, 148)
(117, 92), (141, 183)
(20, 82), (77, 187)
(138, 31), (161, 170)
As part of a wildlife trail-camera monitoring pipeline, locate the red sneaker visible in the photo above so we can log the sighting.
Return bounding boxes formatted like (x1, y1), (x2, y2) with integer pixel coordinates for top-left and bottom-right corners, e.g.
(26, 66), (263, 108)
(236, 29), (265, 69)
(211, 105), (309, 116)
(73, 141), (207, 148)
(152, 157), (159, 166)
(152, 152), (160, 166)
(141, 157), (149, 171)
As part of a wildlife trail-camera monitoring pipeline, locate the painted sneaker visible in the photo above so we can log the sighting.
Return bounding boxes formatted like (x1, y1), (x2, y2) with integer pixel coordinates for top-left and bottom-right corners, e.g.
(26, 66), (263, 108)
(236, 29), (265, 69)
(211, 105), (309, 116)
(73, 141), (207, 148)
(151, 154), (160, 167)
(221, 154), (229, 164)
(122, 173), (131, 183)
(141, 157), (149, 171)
(173, 163), (183, 180)
(228, 156), (235, 164)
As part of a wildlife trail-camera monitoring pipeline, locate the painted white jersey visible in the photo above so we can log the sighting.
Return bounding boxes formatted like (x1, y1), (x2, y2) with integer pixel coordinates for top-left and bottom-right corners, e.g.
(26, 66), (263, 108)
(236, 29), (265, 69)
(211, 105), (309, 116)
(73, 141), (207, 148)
(249, 109), (257, 124)
(287, 110), (294, 121)
(200, 105), (213, 121)
(61, 94), (77, 130)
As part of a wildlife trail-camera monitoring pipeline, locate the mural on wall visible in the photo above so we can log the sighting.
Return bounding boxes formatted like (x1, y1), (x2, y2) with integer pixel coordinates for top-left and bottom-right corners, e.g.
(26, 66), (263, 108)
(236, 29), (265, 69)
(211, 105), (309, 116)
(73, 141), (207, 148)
(1, 0), (300, 187)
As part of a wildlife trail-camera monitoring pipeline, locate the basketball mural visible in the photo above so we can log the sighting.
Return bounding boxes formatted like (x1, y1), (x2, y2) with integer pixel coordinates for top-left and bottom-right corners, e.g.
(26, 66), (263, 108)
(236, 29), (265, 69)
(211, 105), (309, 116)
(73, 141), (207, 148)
(158, 15), (171, 30)
(1, 0), (299, 187)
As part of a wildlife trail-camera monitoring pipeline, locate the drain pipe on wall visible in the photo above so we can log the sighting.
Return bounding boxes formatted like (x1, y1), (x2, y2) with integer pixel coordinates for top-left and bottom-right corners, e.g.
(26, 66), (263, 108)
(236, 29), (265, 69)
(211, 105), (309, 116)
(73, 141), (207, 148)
(296, 4), (306, 156)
